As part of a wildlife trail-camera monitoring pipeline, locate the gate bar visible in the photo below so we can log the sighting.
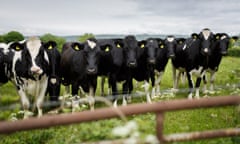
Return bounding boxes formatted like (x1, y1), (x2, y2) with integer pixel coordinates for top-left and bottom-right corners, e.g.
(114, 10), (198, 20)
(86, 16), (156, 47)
(0, 95), (239, 134)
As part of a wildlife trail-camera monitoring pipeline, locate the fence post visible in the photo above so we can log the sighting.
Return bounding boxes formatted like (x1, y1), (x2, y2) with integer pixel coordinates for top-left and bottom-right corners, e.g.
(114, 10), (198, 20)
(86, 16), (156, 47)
(156, 112), (165, 143)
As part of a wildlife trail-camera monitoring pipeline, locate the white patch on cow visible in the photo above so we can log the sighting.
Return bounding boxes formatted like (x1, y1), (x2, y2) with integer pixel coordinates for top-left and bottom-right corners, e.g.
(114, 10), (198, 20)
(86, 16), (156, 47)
(0, 43), (9, 54)
(26, 37), (44, 74)
(221, 35), (227, 40)
(44, 51), (49, 64)
(182, 44), (187, 50)
(149, 39), (153, 43)
(167, 37), (174, 42)
(204, 48), (208, 53)
(190, 66), (204, 77)
(87, 40), (96, 49)
(202, 29), (211, 40)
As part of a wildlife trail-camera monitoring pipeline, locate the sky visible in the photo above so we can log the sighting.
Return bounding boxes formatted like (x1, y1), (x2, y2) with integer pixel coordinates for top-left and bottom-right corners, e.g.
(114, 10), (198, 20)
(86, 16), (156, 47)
(0, 0), (240, 36)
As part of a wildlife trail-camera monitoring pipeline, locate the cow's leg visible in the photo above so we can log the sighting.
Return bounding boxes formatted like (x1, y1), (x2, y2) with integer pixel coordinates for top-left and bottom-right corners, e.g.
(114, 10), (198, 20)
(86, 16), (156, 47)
(153, 71), (163, 97)
(195, 77), (202, 99)
(100, 76), (105, 96)
(210, 71), (216, 92)
(89, 86), (95, 111)
(144, 80), (151, 103)
(187, 72), (194, 99)
(18, 88), (30, 119)
(36, 79), (48, 117)
(202, 74), (208, 94)
(110, 76), (118, 107)
(122, 81), (129, 106)
(71, 83), (80, 112)
(172, 65), (177, 91)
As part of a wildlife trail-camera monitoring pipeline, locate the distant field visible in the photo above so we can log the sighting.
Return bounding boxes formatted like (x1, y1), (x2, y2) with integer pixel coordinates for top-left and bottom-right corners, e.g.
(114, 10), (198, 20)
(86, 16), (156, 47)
(0, 46), (240, 144)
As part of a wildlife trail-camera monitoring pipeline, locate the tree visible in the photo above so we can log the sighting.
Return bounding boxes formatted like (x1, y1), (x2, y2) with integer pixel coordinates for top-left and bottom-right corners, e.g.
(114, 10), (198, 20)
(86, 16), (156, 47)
(40, 33), (66, 51)
(78, 33), (95, 42)
(3, 31), (24, 43)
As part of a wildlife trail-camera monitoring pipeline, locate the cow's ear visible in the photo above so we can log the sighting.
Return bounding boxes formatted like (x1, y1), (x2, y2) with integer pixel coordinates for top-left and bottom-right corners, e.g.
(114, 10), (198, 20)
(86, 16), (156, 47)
(231, 36), (239, 42)
(71, 42), (84, 51)
(138, 40), (146, 48)
(44, 41), (57, 50)
(100, 44), (112, 52)
(10, 42), (24, 51)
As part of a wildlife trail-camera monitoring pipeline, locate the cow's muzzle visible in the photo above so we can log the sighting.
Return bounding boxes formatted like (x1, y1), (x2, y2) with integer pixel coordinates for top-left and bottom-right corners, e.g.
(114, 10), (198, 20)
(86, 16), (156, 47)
(30, 66), (43, 75)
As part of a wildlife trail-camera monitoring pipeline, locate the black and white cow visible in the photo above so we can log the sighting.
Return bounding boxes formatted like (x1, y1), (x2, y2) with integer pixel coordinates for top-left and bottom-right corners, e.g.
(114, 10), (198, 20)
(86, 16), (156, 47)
(171, 37), (187, 90)
(44, 41), (61, 108)
(203, 33), (230, 92)
(60, 39), (101, 110)
(6, 37), (51, 118)
(182, 29), (214, 99)
(0, 43), (9, 85)
(112, 35), (138, 106)
(132, 38), (158, 103)
(152, 36), (175, 97)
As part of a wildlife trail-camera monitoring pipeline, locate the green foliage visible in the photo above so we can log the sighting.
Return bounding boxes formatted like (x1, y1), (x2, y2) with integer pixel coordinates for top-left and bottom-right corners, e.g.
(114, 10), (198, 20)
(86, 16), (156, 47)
(0, 35), (4, 42)
(78, 33), (95, 42)
(40, 33), (66, 51)
(2, 31), (24, 43)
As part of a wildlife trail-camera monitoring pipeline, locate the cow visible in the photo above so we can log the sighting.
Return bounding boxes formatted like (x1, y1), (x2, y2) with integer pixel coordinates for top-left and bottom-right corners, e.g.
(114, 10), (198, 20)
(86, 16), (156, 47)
(112, 35), (138, 106)
(44, 41), (61, 108)
(60, 38), (101, 110)
(171, 37), (187, 90)
(0, 43), (9, 85)
(181, 28), (214, 99)
(6, 37), (51, 118)
(131, 38), (158, 103)
(203, 33), (230, 93)
(151, 36), (176, 97)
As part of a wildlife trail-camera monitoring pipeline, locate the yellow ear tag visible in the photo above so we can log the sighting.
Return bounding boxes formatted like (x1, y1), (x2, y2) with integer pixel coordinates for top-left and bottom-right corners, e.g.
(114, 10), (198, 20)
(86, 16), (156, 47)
(105, 46), (110, 52)
(140, 43), (145, 48)
(116, 44), (121, 48)
(15, 46), (21, 51)
(179, 41), (182, 44)
(160, 45), (164, 48)
(48, 45), (53, 50)
(216, 36), (220, 40)
(74, 45), (80, 50)
(193, 35), (197, 39)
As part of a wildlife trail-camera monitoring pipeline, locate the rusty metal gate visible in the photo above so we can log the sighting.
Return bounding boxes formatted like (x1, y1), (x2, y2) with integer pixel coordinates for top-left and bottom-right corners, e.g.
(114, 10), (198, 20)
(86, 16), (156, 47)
(0, 95), (240, 143)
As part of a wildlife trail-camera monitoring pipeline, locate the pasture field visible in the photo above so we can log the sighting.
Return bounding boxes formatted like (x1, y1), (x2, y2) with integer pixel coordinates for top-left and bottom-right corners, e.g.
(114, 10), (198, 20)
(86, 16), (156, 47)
(0, 46), (240, 144)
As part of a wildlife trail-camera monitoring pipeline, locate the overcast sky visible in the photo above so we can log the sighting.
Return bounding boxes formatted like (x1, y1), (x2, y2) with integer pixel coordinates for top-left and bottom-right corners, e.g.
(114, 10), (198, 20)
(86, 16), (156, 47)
(1, 0), (240, 36)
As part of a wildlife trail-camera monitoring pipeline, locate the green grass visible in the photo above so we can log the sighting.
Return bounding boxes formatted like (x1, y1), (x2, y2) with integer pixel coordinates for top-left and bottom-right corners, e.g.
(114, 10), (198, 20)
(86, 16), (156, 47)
(1, 47), (240, 143)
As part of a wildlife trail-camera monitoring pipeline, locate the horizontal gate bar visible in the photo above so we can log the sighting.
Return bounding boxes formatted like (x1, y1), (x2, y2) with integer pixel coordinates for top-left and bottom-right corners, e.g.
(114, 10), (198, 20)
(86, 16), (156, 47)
(0, 95), (239, 134)
(163, 128), (240, 142)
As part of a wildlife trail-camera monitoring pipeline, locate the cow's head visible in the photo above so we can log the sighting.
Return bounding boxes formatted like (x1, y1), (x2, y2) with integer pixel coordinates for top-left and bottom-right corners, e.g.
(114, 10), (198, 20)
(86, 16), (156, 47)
(199, 28), (214, 56)
(9, 37), (49, 78)
(123, 35), (138, 68)
(214, 33), (230, 56)
(84, 38), (101, 75)
(165, 36), (177, 59)
(138, 38), (158, 64)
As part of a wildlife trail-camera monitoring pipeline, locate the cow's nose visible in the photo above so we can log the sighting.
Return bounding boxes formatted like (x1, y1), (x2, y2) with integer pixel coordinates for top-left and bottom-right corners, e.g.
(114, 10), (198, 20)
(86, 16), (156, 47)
(128, 61), (137, 68)
(148, 58), (156, 64)
(221, 51), (227, 56)
(30, 66), (42, 74)
(87, 68), (97, 74)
